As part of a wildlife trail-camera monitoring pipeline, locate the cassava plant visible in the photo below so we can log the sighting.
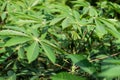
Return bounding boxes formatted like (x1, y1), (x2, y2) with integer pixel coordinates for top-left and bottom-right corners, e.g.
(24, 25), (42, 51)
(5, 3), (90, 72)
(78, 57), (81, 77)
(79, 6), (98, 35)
(0, 0), (120, 80)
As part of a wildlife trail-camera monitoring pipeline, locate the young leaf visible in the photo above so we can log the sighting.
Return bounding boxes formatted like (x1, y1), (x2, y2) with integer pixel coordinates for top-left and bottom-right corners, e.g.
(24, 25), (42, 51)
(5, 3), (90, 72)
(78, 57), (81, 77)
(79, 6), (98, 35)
(26, 41), (39, 63)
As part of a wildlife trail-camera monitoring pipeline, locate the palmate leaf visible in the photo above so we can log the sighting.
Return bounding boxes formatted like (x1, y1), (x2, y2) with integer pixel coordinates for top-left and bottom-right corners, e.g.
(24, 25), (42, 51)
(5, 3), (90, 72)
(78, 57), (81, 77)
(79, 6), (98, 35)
(0, 30), (29, 37)
(51, 72), (86, 80)
(5, 37), (32, 47)
(40, 41), (56, 64)
(26, 41), (39, 63)
(98, 18), (120, 39)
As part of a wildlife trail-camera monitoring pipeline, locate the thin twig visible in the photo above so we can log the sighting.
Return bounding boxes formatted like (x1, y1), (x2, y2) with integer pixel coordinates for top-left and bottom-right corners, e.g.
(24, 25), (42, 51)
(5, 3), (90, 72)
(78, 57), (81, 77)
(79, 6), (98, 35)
(54, 63), (71, 71)
(89, 52), (120, 62)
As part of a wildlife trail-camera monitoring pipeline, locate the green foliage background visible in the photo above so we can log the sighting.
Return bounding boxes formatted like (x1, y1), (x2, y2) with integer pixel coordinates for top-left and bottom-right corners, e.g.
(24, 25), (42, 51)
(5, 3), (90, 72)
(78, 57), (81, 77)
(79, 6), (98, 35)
(0, 0), (120, 80)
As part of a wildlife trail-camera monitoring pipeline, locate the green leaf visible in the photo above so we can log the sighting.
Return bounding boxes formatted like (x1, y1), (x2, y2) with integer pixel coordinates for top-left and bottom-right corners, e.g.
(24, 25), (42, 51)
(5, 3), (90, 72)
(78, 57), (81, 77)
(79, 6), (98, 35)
(5, 37), (32, 47)
(0, 53), (12, 64)
(95, 19), (107, 38)
(41, 40), (67, 54)
(50, 16), (65, 25)
(62, 17), (72, 29)
(99, 66), (120, 78)
(98, 18), (120, 39)
(40, 41), (56, 64)
(16, 19), (38, 24)
(18, 47), (25, 59)
(71, 31), (80, 40)
(1, 12), (7, 21)
(103, 59), (120, 65)
(7, 71), (16, 80)
(76, 60), (96, 75)
(89, 7), (98, 17)
(26, 41), (39, 63)
(67, 54), (85, 64)
(0, 77), (4, 80)
(51, 72), (86, 80)
(0, 30), (29, 37)
(31, 0), (40, 7)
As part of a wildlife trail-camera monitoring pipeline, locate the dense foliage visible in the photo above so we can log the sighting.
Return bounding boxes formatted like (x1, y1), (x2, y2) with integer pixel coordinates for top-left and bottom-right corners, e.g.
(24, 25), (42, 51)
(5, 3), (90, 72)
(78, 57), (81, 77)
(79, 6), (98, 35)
(1, 0), (120, 80)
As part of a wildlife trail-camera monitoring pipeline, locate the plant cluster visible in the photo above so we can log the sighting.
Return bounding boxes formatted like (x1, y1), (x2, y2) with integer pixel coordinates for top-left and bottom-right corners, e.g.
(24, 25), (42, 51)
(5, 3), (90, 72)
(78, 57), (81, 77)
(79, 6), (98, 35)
(0, 0), (120, 80)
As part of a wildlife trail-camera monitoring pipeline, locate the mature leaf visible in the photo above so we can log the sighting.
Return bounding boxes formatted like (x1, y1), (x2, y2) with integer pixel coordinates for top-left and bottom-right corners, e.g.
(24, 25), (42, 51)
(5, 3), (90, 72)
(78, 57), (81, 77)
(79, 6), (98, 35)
(67, 54), (85, 64)
(40, 41), (56, 63)
(5, 37), (32, 47)
(99, 66), (120, 78)
(26, 41), (39, 63)
(18, 47), (25, 59)
(62, 17), (72, 29)
(76, 60), (96, 75)
(41, 40), (67, 54)
(50, 16), (65, 25)
(7, 71), (16, 80)
(103, 59), (120, 65)
(0, 30), (29, 37)
(51, 72), (86, 80)
(89, 7), (98, 17)
(98, 18), (120, 39)
(95, 19), (107, 38)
